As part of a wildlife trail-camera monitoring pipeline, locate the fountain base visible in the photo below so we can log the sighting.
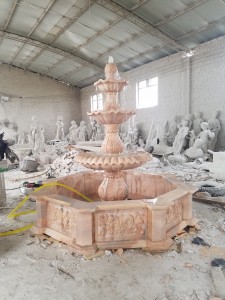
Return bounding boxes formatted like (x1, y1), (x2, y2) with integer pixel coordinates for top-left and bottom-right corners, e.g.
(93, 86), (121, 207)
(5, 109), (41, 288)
(98, 172), (128, 201)
(32, 170), (197, 255)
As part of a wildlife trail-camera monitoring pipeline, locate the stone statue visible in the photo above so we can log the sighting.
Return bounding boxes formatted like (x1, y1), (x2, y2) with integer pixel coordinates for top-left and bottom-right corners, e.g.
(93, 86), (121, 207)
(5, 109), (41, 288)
(29, 116), (45, 153)
(184, 138), (204, 160)
(77, 120), (88, 142)
(88, 120), (97, 140)
(145, 123), (157, 151)
(165, 115), (179, 146)
(66, 120), (78, 144)
(197, 122), (215, 153)
(173, 119), (190, 154)
(55, 116), (64, 141)
(182, 113), (193, 130)
(193, 111), (204, 136)
(208, 111), (221, 151)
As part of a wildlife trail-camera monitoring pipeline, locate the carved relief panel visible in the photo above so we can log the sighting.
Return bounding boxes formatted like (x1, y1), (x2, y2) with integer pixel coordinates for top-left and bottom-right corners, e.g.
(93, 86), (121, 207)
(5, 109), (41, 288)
(166, 199), (183, 230)
(95, 209), (147, 242)
(47, 203), (76, 237)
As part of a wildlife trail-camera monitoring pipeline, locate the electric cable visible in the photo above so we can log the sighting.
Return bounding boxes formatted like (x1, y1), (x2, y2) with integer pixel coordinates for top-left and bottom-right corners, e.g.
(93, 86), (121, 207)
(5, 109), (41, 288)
(0, 182), (93, 237)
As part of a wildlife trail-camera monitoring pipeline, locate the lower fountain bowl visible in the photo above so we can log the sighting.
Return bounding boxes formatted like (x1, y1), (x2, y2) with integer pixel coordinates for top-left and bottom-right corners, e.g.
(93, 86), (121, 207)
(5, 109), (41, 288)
(32, 170), (197, 255)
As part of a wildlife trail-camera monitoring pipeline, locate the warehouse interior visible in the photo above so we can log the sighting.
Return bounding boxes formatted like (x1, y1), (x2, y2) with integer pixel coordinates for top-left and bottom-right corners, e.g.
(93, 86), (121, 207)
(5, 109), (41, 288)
(1, 0), (225, 299)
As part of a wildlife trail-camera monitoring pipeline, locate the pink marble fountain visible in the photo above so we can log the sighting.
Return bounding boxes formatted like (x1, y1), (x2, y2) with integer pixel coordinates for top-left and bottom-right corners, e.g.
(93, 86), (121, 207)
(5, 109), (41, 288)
(33, 58), (197, 255)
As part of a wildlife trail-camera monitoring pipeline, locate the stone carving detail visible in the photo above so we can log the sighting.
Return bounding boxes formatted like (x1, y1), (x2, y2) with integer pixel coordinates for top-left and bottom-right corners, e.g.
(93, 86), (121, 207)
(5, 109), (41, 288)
(96, 209), (146, 241)
(47, 203), (76, 235)
(166, 200), (182, 226)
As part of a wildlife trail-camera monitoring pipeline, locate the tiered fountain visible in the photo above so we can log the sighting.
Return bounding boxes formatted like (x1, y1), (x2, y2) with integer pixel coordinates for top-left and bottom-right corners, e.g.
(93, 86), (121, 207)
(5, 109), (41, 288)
(33, 58), (197, 255)
(75, 56), (150, 201)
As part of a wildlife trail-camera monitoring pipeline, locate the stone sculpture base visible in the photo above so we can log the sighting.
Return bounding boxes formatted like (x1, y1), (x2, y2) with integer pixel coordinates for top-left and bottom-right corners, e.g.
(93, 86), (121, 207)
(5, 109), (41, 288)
(32, 171), (197, 255)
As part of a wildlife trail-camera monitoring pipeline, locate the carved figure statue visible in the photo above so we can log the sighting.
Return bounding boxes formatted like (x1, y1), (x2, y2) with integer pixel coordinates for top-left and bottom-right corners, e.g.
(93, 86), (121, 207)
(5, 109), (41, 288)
(208, 111), (221, 151)
(77, 120), (88, 142)
(55, 116), (64, 141)
(182, 113), (193, 130)
(88, 120), (97, 140)
(29, 116), (45, 153)
(145, 123), (157, 151)
(184, 138), (204, 160)
(165, 115), (179, 146)
(173, 120), (190, 154)
(67, 120), (78, 144)
(197, 122), (215, 153)
(193, 111), (204, 136)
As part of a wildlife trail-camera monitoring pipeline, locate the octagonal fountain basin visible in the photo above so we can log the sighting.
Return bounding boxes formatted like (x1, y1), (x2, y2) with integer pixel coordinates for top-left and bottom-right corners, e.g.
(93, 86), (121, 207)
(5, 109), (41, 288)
(32, 170), (197, 255)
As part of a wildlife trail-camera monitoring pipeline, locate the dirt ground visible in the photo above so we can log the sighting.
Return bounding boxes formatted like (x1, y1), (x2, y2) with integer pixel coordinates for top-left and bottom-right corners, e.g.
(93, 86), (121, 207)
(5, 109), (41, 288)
(1, 165), (225, 300)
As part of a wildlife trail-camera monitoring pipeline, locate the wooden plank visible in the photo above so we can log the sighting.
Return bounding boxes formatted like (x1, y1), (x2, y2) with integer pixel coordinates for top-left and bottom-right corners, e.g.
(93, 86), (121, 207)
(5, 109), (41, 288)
(193, 196), (225, 206)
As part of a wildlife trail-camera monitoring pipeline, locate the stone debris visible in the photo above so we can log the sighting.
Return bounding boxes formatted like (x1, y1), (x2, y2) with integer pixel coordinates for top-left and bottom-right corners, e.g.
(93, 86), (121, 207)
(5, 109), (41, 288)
(51, 150), (87, 177)
(211, 258), (225, 268)
(104, 250), (112, 256)
(138, 159), (212, 183)
(192, 237), (210, 247)
(115, 248), (123, 256)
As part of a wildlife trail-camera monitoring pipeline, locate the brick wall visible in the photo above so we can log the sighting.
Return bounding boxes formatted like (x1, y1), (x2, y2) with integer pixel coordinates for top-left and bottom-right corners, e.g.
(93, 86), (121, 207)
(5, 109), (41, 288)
(0, 65), (81, 140)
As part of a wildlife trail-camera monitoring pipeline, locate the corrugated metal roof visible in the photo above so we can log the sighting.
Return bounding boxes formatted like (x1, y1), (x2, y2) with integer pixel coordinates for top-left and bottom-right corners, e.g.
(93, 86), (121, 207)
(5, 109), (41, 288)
(0, 0), (225, 87)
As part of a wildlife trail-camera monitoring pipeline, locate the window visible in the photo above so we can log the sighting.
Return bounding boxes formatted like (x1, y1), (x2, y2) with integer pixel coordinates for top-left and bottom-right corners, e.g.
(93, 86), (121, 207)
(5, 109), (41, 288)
(136, 77), (158, 109)
(91, 93), (103, 111)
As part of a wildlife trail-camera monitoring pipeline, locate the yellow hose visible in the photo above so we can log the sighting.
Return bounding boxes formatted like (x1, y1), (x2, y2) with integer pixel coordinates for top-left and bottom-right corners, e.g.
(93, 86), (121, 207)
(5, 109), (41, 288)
(0, 181), (93, 237)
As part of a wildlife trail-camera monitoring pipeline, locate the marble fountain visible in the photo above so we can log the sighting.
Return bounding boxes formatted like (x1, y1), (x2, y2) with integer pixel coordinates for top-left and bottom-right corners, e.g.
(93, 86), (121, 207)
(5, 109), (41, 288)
(33, 58), (197, 254)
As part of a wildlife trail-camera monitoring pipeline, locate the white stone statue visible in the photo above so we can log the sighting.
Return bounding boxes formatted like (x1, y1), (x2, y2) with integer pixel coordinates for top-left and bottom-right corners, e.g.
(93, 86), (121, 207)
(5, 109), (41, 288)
(88, 120), (97, 140)
(77, 120), (88, 141)
(182, 113), (193, 130)
(197, 122), (215, 153)
(165, 115), (179, 146)
(193, 111), (204, 136)
(145, 123), (157, 151)
(173, 119), (190, 154)
(184, 138), (204, 160)
(55, 116), (64, 141)
(208, 111), (221, 151)
(66, 120), (78, 144)
(29, 116), (45, 153)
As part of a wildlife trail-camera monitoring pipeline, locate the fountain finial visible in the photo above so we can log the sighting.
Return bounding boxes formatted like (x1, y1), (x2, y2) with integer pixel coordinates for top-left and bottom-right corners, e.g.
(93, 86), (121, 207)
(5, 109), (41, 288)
(105, 56), (117, 80)
(108, 56), (114, 63)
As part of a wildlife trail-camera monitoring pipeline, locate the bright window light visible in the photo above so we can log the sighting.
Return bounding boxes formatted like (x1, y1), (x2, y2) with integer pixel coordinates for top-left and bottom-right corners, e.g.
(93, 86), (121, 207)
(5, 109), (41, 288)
(91, 93), (103, 111)
(136, 77), (158, 109)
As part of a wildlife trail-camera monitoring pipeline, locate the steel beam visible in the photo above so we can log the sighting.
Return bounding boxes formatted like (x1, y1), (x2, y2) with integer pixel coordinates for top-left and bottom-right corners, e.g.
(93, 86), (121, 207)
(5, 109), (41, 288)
(130, 0), (149, 11)
(8, 43), (24, 64)
(25, 1), (92, 68)
(175, 15), (225, 41)
(27, 0), (56, 37)
(92, 0), (188, 51)
(3, 0), (19, 30)
(1, 31), (102, 71)
(155, 0), (210, 27)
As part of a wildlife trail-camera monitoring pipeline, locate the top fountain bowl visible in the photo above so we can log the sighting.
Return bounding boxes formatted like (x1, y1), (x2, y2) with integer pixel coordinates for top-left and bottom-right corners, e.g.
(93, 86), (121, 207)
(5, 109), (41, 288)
(94, 79), (128, 93)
